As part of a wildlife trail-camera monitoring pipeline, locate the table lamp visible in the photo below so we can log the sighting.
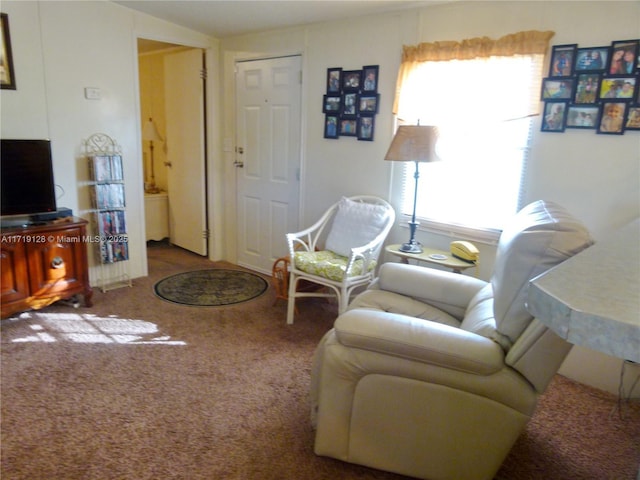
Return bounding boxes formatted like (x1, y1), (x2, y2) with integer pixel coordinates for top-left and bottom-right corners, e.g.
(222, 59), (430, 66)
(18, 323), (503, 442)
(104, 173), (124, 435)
(385, 125), (439, 253)
(142, 117), (164, 194)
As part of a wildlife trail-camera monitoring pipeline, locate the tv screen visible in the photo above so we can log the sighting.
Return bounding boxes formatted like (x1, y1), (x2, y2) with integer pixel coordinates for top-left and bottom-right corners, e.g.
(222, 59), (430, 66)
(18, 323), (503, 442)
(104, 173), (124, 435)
(1, 139), (57, 217)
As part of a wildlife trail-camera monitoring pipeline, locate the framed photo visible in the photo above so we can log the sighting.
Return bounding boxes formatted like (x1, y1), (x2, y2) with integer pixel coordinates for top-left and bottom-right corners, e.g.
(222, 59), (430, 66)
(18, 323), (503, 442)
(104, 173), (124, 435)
(341, 70), (361, 91)
(597, 101), (628, 135)
(342, 92), (358, 117)
(541, 101), (567, 132)
(0, 13), (16, 90)
(361, 65), (379, 93)
(549, 44), (577, 78)
(324, 115), (339, 139)
(357, 115), (375, 141)
(339, 118), (357, 136)
(607, 40), (639, 75)
(322, 94), (341, 113)
(326, 68), (342, 93)
(565, 105), (599, 129)
(573, 73), (601, 104)
(541, 78), (573, 100)
(358, 94), (379, 114)
(626, 106), (640, 130)
(599, 76), (637, 100)
(575, 47), (608, 72)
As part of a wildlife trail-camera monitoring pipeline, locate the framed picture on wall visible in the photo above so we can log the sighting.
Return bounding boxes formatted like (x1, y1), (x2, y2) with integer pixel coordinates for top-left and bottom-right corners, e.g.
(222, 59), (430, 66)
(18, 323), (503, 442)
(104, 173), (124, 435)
(626, 106), (640, 130)
(599, 76), (637, 100)
(358, 94), (379, 114)
(607, 39), (639, 75)
(541, 78), (574, 100)
(541, 101), (567, 132)
(326, 67), (342, 93)
(339, 118), (357, 136)
(565, 105), (599, 129)
(357, 115), (375, 141)
(597, 101), (628, 134)
(573, 73), (601, 104)
(361, 65), (379, 93)
(322, 95), (341, 113)
(549, 44), (577, 78)
(342, 92), (358, 117)
(0, 13), (16, 90)
(575, 47), (608, 72)
(324, 115), (339, 139)
(341, 70), (361, 91)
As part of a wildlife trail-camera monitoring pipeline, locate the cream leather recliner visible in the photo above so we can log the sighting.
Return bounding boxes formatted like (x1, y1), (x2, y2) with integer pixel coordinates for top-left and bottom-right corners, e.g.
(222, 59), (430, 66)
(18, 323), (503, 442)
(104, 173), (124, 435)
(310, 200), (594, 480)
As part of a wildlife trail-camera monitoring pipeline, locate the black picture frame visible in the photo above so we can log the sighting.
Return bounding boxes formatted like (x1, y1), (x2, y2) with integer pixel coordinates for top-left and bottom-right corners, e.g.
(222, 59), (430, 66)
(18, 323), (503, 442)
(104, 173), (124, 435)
(324, 115), (339, 139)
(322, 94), (341, 113)
(597, 101), (628, 134)
(573, 73), (601, 104)
(326, 67), (342, 93)
(358, 94), (379, 114)
(598, 76), (637, 100)
(357, 115), (375, 141)
(541, 101), (567, 132)
(0, 13), (16, 90)
(549, 44), (577, 78)
(575, 47), (608, 72)
(339, 118), (357, 136)
(607, 39), (639, 76)
(361, 65), (379, 93)
(341, 92), (358, 117)
(341, 70), (362, 91)
(541, 78), (574, 100)
(565, 105), (599, 129)
(626, 106), (640, 130)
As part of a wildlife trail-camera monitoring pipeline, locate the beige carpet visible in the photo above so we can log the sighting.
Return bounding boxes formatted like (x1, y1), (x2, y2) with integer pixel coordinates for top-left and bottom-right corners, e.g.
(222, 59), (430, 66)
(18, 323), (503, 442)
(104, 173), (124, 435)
(1, 242), (639, 480)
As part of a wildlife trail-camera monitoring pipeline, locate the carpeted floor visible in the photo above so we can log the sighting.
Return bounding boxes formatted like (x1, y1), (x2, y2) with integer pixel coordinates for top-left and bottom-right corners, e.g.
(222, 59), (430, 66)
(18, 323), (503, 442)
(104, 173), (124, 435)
(1, 242), (639, 480)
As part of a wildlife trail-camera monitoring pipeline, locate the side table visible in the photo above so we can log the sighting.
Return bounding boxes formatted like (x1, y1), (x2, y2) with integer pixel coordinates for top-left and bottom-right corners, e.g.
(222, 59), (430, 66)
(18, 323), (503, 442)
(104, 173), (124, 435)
(385, 244), (477, 274)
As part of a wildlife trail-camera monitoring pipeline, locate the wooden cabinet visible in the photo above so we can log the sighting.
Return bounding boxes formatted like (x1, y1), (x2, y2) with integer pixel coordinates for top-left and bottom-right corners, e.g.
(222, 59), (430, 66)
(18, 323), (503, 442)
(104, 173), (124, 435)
(1, 217), (93, 318)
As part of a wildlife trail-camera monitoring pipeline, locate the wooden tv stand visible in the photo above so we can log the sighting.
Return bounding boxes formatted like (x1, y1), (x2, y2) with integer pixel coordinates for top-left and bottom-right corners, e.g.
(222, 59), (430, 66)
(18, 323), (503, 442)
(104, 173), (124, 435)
(1, 217), (93, 318)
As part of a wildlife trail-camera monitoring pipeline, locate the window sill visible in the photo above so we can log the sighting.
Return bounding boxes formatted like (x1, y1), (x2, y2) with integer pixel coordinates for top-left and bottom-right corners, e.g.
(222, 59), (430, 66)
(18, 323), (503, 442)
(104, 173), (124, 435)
(403, 217), (501, 245)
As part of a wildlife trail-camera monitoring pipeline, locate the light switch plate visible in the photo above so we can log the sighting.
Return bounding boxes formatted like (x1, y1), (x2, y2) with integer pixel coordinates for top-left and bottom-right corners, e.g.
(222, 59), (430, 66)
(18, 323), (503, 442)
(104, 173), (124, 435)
(84, 87), (101, 100)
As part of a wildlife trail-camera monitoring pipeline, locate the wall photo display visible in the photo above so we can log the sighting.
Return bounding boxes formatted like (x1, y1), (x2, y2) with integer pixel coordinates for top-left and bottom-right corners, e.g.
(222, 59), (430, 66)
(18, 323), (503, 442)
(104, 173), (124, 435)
(323, 65), (379, 141)
(541, 39), (639, 135)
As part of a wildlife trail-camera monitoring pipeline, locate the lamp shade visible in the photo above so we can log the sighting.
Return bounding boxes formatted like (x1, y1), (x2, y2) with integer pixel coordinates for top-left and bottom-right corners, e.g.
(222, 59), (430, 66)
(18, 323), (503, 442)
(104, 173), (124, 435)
(384, 125), (439, 163)
(142, 117), (164, 142)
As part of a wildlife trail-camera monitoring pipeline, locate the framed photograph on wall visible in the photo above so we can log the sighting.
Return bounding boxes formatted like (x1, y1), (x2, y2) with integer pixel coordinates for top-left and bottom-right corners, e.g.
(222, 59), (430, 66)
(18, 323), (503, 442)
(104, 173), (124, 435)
(599, 76), (637, 100)
(322, 95), (341, 113)
(0, 13), (16, 90)
(575, 47), (608, 72)
(541, 78), (574, 100)
(357, 115), (375, 141)
(626, 106), (640, 130)
(541, 101), (567, 132)
(324, 115), (339, 139)
(573, 73), (601, 104)
(358, 94), (379, 114)
(549, 44), (577, 78)
(607, 39), (639, 75)
(326, 67), (342, 93)
(339, 118), (357, 136)
(597, 101), (628, 134)
(565, 105), (599, 129)
(342, 92), (358, 117)
(361, 65), (379, 93)
(341, 70), (361, 91)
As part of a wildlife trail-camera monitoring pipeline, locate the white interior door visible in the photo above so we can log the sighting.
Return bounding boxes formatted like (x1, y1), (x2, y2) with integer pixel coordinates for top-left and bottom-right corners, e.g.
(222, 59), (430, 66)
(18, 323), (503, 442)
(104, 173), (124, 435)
(164, 48), (207, 256)
(235, 56), (302, 274)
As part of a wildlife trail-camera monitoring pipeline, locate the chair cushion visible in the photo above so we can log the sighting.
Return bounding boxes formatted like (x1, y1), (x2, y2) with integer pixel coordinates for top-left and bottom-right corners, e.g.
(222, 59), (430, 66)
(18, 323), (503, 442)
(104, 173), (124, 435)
(325, 197), (391, 257)
(294, 250), (375, 281)
(491, 200), (593, 344)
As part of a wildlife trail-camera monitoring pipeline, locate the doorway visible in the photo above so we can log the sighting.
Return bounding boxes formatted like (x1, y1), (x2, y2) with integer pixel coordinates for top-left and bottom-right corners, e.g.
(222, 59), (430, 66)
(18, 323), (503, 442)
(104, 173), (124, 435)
(138, 39), (208, 256)
(234, 55), (302, 274)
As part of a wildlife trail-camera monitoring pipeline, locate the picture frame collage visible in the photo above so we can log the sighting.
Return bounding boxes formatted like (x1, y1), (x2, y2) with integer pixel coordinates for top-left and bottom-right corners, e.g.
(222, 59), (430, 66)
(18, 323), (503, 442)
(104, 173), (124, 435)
(323, 65), (380, 141)
(541, 39), (640, 134)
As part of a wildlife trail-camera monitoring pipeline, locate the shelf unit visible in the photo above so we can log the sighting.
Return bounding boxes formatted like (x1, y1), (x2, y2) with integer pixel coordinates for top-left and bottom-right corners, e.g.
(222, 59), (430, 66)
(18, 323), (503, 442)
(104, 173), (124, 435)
(84, 133), (132, 292)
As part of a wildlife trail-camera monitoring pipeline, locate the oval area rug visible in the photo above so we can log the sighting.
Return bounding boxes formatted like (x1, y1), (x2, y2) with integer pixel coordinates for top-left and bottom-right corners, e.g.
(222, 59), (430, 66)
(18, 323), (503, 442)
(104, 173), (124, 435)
(154, 269), (268, 306)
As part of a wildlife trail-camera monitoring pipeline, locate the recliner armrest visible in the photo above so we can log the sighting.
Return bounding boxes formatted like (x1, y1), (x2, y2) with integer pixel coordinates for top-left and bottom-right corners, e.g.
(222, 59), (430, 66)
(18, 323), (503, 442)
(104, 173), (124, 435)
(335, 308), (504, 375)
(376, 263), (488, 318)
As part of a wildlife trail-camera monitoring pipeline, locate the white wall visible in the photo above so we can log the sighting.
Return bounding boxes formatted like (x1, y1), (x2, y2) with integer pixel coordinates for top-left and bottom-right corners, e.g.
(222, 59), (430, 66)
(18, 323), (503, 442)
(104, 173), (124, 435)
(1, 1), (638, 394)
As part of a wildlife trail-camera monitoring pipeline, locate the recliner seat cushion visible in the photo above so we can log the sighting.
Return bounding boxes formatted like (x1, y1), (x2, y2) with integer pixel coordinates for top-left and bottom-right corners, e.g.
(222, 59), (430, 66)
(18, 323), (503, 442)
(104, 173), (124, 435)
(491, 200), (594, 344)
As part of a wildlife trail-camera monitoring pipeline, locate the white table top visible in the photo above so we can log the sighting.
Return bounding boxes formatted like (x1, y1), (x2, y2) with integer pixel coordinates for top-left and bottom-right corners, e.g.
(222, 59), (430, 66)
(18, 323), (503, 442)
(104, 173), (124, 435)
(527, 218), (640, 362)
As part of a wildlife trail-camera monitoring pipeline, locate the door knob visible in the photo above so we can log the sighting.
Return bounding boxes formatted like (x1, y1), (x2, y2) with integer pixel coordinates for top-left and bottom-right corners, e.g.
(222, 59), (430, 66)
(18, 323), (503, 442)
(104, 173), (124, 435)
(234, 161), (244, 168)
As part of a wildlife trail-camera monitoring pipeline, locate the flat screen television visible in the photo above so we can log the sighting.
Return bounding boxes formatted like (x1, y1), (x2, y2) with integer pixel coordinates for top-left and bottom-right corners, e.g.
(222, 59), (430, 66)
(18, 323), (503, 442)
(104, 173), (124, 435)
(1, 139), (57, 218)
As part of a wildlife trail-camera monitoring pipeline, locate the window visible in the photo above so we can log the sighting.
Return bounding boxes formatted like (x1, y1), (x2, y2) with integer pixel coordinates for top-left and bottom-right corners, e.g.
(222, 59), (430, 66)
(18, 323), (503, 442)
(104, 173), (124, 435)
(393, 32), (551, 239)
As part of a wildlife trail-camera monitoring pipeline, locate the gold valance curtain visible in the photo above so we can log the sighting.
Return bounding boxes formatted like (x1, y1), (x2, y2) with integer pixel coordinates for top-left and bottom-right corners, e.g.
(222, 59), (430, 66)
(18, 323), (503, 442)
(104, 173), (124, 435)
(393, 30), (555, 113)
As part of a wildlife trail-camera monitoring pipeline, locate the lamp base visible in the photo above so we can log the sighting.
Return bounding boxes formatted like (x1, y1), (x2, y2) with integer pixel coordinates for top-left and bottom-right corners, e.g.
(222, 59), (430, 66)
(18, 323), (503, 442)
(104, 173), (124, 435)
(399, 241), (422, 254)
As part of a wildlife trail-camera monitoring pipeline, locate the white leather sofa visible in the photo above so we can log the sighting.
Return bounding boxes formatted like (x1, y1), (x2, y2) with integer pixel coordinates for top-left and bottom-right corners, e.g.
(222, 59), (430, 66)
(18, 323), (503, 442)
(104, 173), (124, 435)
(310, 200), (594, 480)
